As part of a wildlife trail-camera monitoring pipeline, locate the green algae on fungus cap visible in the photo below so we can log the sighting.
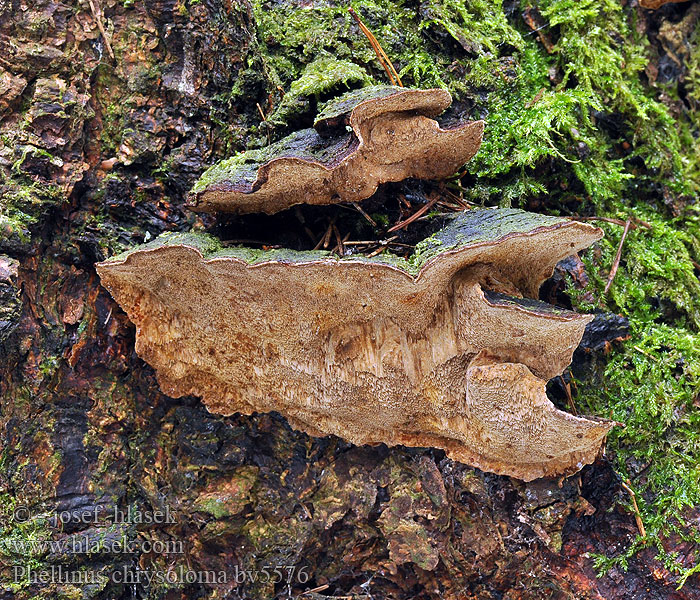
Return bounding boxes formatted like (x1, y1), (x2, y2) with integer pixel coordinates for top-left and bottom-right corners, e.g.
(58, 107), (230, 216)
(96, 208), (615, 481)
(312, 85), (452, 131)
(188, 85), (484, 216)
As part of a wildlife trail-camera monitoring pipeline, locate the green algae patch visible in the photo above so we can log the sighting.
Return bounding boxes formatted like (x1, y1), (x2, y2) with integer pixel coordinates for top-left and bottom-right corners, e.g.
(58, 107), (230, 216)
(193, 466), (259, 518)
(314, 84), (405, 124)
(409, 208), (564, 269)
(212, 246), (333, 265)
(0, 182), (62, 249)
(190, 128), (356, 196)
(101, 231), (223, 263)
(104, 209), (578, 276)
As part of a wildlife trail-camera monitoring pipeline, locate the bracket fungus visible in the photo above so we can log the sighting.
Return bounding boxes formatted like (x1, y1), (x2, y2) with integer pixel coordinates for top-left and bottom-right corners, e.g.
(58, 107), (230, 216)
(97, 208), (614, 481)
(188, 85), (484, 215)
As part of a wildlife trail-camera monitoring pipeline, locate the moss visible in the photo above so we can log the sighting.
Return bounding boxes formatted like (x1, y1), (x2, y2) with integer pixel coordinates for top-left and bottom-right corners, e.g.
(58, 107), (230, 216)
(0, 181), (62, 246)
(0, 492), (54, 593)
(242, 0), (695, 208)
(269, 55), (371, 125)
(569, 206), (700, 582)
(246, 0), (501, 117)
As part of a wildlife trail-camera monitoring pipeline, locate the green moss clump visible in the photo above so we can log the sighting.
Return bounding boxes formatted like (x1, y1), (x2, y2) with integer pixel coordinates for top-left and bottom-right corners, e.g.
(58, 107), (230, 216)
(243, 0), (693, 206)
(420, 0), (523, 56)
(570, 207), (700, 582)
(269, 55), (371, 125)
(0, 491), (54, 593)
(0, 181), (62, 248)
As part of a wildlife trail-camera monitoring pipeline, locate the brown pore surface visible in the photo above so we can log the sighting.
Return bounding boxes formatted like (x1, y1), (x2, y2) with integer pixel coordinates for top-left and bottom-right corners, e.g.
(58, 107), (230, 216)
(97, 210), (614, 481)
(189, 86), (485, 215)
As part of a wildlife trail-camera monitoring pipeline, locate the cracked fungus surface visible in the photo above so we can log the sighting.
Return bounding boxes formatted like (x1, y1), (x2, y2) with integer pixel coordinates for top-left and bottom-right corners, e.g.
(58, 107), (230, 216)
(188, 85), (484, 215)
(97, 208), (614, 481)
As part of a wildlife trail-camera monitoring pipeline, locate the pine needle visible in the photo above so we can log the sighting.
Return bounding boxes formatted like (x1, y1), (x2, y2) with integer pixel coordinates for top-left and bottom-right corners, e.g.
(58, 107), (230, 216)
(348, 8), (402, 87)
(604, 219), (632, 294)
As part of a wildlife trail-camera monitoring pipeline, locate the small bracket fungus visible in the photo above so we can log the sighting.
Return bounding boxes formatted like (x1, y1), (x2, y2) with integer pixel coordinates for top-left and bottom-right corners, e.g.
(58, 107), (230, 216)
(188, 86), (484, 215)
(97, 208), (614, 481)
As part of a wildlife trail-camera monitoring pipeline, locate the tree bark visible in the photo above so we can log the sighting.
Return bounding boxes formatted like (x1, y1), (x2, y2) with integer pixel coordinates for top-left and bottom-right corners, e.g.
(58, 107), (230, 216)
(1, 0), (698, 599)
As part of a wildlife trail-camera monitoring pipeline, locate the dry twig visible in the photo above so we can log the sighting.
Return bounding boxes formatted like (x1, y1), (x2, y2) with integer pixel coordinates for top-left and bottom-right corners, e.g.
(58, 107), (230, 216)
(353, 202), (378, 227)
(303, 584), (330, 595)
(621, 479), (647, 539)
(633, 345), (658, 362)
(559, 375), (577, 415)
(570, 215), (651, 230)
(87, 0), (115, 61)
(348, 8), (402, 87)
(331, 223), (345, 256)
(387, 195), (439, 232)
(367, 245), (388, 258)
(604, 219), (632, 294)
(313, 222), (334, 250)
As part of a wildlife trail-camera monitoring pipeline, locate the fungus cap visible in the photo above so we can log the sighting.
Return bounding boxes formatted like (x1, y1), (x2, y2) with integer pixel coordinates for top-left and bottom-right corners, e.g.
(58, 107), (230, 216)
(97, 208), (614, 481)
(188, 85), (484, 215)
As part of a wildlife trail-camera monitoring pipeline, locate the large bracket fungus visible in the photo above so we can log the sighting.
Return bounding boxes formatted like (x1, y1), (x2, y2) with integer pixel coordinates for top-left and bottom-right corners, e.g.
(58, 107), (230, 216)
(188, 86), (484, 215)
(97, 209), (614, 481)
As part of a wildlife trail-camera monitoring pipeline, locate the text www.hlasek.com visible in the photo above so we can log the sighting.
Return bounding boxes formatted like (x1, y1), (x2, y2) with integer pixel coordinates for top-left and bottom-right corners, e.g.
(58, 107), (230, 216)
(0, 535), (184, 556)
(6, 504), (310, 587)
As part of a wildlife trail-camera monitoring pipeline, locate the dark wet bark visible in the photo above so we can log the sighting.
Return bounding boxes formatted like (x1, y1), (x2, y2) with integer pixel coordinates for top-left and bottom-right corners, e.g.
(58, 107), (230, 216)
(0, 1), (698, 599)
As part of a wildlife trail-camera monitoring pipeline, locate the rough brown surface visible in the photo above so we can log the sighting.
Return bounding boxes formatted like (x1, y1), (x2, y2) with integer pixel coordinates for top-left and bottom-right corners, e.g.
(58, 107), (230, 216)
(97, 209), (612, 481)
(189, 86), (484, 215)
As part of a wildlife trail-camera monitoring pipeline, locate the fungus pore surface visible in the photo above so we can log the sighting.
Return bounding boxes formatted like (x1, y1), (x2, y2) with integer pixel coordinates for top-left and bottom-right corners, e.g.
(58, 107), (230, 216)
(188, 85), (484, 215)
(97, 208), (614, 481)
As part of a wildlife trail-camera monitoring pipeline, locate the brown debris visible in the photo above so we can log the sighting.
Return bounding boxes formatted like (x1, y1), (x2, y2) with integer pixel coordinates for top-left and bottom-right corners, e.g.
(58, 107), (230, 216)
(621, 479), (648, 539)
(387, 194), (439, 232)
(522, 7), (555, 53)
(640, 0), (691, 9)
(0, 70), (27, 116)
(571, 215), (651, 230)
(87, 0), (115, 61)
